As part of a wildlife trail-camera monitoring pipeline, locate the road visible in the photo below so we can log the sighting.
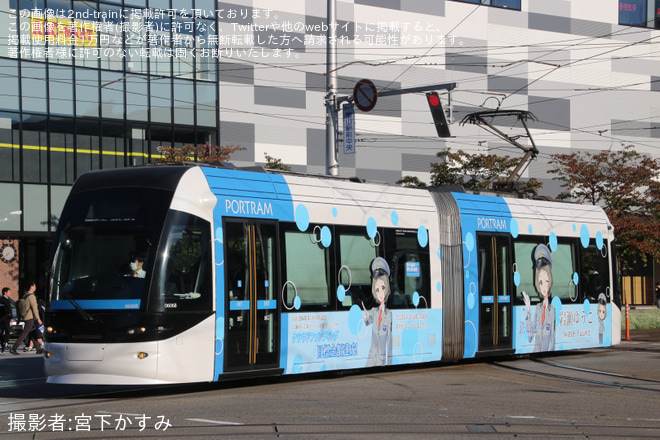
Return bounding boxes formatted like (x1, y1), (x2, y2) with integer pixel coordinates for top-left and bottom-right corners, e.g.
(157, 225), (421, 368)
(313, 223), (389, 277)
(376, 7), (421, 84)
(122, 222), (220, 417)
(1, 333), (659, 439)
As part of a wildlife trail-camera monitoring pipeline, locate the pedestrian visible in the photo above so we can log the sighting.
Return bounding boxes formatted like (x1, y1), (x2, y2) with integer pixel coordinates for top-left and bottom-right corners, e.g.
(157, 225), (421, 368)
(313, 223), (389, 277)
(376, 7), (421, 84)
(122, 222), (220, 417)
(23, 296), (46, 352)
(655, 282), (660, 310)
(9, 281), (43, 355)
(0, 288), (12, 353)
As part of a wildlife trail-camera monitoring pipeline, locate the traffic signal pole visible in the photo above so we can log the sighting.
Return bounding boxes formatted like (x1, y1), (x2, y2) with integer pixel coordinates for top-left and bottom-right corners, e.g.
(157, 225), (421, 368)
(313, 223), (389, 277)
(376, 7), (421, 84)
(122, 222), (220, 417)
(325, 0), (456, 177)
(325, 0), (339, 176)
(377, 83), (457, 98)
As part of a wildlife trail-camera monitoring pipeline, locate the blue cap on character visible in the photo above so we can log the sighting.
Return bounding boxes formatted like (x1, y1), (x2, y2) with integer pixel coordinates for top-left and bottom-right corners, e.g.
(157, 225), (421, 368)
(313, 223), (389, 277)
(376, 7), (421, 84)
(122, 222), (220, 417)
(371, 257), (390, 278)
(534, 244), (552, 267)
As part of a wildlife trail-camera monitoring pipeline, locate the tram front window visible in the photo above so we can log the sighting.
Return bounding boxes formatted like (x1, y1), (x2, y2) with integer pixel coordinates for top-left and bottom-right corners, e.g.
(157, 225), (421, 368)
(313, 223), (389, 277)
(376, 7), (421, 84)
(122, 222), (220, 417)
(49, 188), (171, 309)
(153, 210), (212, 312)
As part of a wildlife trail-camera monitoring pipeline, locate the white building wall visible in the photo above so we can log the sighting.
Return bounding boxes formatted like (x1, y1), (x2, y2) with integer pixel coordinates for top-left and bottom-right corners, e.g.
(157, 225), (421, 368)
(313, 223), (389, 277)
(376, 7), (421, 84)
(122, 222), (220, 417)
(214, 0), (660, 194)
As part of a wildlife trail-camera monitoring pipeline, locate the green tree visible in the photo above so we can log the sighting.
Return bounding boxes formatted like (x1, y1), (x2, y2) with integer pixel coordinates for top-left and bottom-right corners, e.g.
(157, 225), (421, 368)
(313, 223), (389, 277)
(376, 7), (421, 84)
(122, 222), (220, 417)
(264, 153), (292, 171)
(549, 145), (660, 265)
(405, 149), (541, 194)
(156, 141), (245, 164)
(395, 176), (427, 188)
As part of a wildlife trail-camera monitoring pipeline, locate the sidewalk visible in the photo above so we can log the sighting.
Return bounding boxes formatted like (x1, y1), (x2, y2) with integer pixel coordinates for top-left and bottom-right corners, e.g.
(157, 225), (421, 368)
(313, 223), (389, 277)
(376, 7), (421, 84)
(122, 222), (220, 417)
(625, 328), (660, 342)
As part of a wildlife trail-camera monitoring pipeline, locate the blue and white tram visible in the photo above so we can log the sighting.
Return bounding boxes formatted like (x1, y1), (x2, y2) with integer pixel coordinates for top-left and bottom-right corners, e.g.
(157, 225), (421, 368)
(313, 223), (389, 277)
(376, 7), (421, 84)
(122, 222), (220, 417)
(44, 164), (620, 384)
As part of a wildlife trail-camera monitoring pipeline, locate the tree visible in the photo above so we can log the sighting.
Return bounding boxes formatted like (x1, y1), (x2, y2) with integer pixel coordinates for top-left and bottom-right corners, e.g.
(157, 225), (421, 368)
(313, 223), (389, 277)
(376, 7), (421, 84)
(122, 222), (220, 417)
(431, 150), (542, 194)
(264, 153), (292, 171)
(549, 145), (660, 265)
(397, 149), (542, 193)
(395, 176), (427, 188)
(156, 141), (245, 164)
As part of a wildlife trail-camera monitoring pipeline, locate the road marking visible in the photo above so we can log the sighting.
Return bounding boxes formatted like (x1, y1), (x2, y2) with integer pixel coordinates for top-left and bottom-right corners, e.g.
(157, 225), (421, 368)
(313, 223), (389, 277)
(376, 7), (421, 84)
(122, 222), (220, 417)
(186, 418), (243, 425)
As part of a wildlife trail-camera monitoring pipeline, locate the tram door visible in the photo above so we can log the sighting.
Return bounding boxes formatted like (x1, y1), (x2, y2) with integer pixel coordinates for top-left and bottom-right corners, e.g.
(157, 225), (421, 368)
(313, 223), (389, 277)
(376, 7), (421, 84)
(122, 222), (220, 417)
(477, 234), (513, 353)
(224, 221), (279, 371)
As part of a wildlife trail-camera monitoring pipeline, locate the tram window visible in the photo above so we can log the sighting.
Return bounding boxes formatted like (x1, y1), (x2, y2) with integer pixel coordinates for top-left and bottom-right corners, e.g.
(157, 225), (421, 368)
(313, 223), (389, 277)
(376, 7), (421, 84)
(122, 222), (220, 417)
(49, 187), (172, 305)
(514, 241), (536, 304)
(514, 239), (578, 305)
(281, 226), (331, 310)
(155, 211), (212, 312)
(547, 242), (577, 303)
(580, 240), (609, 303)
(383, 229), (430, 309)
(478, 235), (511, 298)
(336, 227), (379, 309)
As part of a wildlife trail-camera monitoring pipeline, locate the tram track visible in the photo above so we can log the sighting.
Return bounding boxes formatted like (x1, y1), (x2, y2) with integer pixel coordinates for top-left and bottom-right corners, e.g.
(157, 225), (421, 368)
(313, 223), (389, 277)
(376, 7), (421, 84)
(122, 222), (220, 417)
(7, 420), (656, 439)
(0, 376), (195, 417)
(2, 352), (659, 438)
(492, 357), (660, 392)
(536, 358), (660, 385)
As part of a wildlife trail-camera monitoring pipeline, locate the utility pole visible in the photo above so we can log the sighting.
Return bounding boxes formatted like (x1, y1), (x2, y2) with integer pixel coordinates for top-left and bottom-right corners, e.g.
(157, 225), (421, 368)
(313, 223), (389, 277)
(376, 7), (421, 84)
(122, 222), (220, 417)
(325, 0), (339, 176)
(324, 0), (456, 177)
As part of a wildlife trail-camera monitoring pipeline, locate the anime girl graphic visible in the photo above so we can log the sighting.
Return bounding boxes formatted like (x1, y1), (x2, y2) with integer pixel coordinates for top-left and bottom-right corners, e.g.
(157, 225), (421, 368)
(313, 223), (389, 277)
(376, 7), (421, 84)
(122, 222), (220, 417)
(522, 244), (556, 352)
(597, 293), (607, 345)
(363, 257), (393, 367)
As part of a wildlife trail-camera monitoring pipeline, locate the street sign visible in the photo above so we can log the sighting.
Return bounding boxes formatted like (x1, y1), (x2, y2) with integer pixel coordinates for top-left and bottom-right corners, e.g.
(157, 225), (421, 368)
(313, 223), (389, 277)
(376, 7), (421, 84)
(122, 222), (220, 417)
(353, 79), (377, 112)
(343, 103), (356, 154)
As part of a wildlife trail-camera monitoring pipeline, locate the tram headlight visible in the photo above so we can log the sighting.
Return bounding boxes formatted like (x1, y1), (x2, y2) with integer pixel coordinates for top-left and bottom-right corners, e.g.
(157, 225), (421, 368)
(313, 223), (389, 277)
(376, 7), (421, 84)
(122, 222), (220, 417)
(127, 327), (148, 335)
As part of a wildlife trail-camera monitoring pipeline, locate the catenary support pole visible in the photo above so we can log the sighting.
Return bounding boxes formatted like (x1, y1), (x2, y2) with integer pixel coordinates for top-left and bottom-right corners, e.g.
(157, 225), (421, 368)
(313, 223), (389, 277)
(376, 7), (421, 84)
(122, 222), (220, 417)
(325, 0), (339, 176)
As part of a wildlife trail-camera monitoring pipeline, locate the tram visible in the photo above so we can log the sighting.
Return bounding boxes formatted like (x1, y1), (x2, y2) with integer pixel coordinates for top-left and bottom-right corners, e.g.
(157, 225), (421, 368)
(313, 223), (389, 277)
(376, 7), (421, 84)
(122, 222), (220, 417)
(44, 164), (621, 384)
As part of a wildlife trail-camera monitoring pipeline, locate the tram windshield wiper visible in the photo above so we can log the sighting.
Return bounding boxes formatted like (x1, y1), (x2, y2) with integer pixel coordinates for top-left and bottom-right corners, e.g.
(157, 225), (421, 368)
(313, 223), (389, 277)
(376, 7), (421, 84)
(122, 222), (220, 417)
(48, 270), (95, 322)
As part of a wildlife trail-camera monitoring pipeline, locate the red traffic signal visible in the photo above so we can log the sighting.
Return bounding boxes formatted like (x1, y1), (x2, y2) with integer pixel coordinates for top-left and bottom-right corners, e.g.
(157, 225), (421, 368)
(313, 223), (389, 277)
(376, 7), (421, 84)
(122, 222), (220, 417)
(426, 92), (451, 138)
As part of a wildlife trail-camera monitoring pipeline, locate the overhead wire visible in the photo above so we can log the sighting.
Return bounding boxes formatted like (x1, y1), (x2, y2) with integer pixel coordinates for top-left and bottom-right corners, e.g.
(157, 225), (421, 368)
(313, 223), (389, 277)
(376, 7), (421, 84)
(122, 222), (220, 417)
(4, 2), (660, 159)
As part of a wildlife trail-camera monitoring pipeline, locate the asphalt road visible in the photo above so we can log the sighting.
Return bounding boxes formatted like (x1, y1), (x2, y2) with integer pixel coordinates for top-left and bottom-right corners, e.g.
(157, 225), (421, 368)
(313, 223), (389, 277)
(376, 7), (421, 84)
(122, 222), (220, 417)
(1, 332), (659, 439)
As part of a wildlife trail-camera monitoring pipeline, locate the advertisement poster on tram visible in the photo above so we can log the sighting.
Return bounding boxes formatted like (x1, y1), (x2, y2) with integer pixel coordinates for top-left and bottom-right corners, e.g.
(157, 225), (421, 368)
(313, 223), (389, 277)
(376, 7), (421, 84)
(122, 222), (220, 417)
(281, 308), (442, 374)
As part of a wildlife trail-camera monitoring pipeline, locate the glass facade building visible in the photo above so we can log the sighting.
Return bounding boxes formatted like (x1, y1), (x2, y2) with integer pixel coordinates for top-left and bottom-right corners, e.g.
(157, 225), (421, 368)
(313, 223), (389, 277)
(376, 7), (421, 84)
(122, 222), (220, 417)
(0, 0), (220, 290)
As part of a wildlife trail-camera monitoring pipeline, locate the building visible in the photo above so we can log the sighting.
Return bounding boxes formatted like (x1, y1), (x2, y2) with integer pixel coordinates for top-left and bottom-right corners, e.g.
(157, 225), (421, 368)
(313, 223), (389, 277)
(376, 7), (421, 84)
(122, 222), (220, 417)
(0, 0), (658, 304)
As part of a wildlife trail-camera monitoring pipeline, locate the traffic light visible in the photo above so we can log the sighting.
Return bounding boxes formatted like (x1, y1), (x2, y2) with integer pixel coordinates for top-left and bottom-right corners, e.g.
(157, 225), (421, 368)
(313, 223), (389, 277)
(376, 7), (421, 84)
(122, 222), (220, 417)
(426, 92), (451, 138)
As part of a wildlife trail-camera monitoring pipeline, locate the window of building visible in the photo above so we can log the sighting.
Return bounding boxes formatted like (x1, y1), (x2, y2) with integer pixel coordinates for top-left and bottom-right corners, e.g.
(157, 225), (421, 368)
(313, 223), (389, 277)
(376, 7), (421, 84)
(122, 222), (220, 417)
(0, 60), (19, 112)
(0, 183), (21, 230)
(619, 0), (660, 28)
(100, 122), (125, 169)
(49, 65), (74, 117)
(21, 113), (48, 183)
(0, 112), (20, 182)
(23, 184), (48, 231)
(75, 120), (102, 175)
(450, 0), (521, 10)
(49, 117), (75, 184)
(75, 67), (100, 118)
(22, 62), (47, 114)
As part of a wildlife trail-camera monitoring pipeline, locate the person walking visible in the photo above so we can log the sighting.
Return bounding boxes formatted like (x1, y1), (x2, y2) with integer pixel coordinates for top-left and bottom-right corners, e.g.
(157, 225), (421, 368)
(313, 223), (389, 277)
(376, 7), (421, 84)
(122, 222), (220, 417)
(9, 281), (43, 355)
(0, 288), (12, 353)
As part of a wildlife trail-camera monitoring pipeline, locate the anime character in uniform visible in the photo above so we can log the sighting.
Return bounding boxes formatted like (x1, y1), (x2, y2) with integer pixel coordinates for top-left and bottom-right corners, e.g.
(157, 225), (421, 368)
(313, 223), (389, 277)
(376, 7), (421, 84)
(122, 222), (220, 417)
(522, 244), (555, 352)
(597, 293), (607, 345)
(363, 257), (393, 367)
